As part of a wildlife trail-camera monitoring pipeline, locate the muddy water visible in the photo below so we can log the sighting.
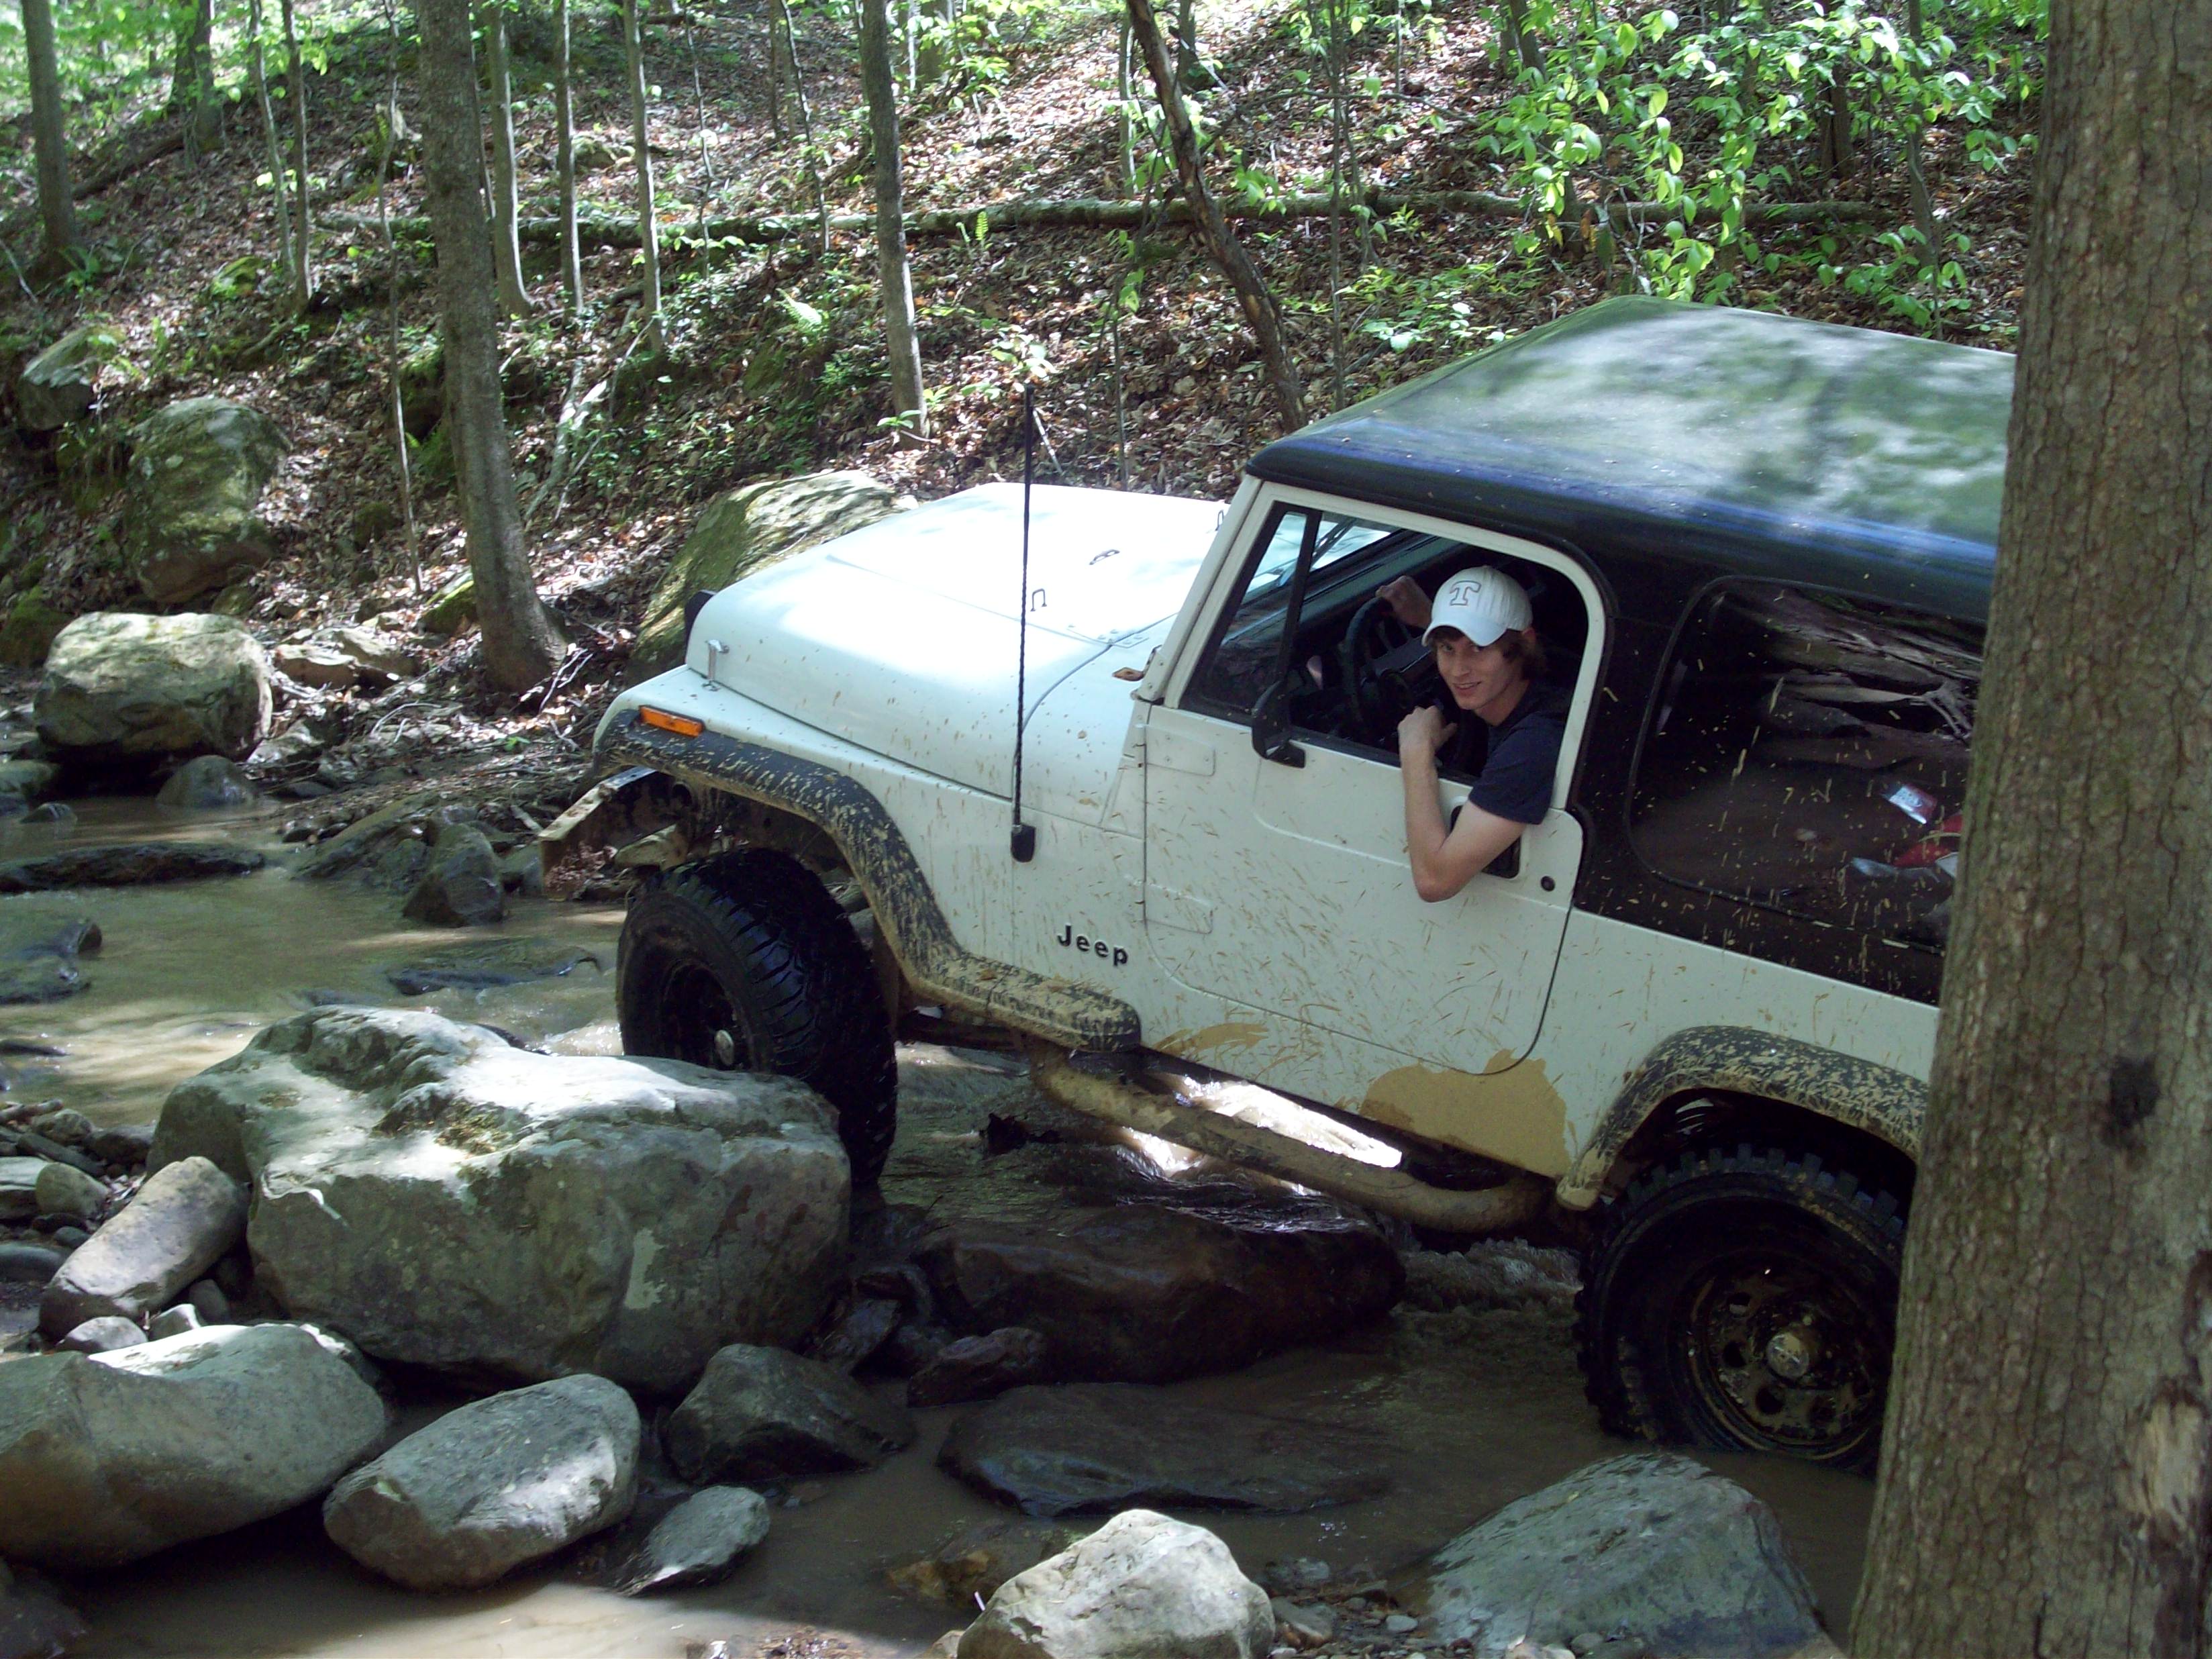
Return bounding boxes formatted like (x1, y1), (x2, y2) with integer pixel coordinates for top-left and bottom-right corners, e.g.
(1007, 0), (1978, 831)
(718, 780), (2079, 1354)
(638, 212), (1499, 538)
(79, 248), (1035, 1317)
(7, 801), (1872, 1658)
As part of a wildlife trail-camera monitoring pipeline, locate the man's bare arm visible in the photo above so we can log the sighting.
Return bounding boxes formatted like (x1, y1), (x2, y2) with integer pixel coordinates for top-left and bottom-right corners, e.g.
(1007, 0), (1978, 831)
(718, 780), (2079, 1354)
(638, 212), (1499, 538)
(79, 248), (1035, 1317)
(1398, 706), (1526, 901)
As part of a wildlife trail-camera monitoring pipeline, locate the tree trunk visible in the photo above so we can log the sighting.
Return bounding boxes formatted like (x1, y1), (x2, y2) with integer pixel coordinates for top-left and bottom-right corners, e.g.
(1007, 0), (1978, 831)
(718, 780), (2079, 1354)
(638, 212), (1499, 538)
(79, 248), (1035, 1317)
(1852, 1), (2212, 1654)
(773, 0), (830, 254)
(484, 1), (533, 315)
(19, 0), (79, 259)
(622, 0), (664, 353)
(858, 0), (927, 438)
(1173, 0), (1201, 87)
(1901, 0), (1938, 262)
(279, 0), (313, 308)
(378, 0), (421, 596)
(1125, 0), (1305, 432)
(415, 0), (568, 693)
(1116, 19), (1137, 196)
(554, 0), (584, 319)
(1500, 0), (1544, 74)
(247, 0), (297, 302)
(167, 0), (223, 157)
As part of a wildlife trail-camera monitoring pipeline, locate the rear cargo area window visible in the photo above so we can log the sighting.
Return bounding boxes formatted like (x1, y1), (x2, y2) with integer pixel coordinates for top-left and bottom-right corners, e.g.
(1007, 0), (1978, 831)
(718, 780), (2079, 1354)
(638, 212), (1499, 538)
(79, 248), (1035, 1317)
(1630, 581), (1981, 952)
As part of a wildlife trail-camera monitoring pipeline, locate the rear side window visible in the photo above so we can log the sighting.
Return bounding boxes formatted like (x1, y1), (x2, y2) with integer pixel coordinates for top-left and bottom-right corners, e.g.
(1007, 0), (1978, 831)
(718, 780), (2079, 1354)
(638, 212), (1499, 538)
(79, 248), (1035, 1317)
(1631, 581), (1981, 954)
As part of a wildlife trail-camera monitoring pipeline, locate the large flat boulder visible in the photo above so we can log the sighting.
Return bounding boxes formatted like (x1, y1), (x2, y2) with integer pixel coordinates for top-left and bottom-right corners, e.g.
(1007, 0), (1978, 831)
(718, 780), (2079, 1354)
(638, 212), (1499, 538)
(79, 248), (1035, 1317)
(958, 1509), (1275, 1659)
(0, 844), (264, 894)
(34, 612), (272, 764)
(323, 1374), (638, 1591)
(0, 1323), (391, 1570)
(939, 1384), (1388, 1518)
(148, 1007), (849, 1391)
(635, 471), (900, 668)
(1399, 1452), (1830, 1658)
(123, 398), (290, 604)
(664, 1343), (915, 1483)
(917, 1206), (1403, 1384)
(41, 1155), (246, 1336)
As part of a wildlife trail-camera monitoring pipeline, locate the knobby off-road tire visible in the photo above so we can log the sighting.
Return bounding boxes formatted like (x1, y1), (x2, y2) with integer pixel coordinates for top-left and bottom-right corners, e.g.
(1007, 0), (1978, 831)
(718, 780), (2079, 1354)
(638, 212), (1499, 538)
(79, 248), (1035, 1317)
(1574, 1145), (1906, 1472)
(617, 849), (899, 1187)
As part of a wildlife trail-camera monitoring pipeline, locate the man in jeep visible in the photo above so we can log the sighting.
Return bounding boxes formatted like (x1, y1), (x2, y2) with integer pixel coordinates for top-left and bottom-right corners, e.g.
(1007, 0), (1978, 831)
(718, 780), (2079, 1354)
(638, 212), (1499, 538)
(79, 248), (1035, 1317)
(1381, 566), (1568, 901)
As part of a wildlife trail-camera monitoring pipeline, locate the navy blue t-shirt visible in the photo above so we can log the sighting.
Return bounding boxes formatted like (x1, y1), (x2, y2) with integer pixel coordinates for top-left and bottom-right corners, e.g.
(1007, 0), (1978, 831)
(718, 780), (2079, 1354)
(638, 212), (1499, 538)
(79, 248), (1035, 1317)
(1444, 680), (1568, 825)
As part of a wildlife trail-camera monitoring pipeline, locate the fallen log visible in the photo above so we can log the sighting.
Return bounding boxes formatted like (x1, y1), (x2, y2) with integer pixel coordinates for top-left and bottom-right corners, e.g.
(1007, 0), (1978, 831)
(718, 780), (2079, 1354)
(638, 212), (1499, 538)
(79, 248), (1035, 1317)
(321, 187), (1882, 253)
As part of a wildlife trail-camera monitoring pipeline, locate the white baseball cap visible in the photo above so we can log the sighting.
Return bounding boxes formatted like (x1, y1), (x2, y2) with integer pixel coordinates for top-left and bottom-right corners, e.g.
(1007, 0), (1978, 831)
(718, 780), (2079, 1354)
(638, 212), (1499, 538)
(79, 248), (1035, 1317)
(1423, 566), (1534, 648)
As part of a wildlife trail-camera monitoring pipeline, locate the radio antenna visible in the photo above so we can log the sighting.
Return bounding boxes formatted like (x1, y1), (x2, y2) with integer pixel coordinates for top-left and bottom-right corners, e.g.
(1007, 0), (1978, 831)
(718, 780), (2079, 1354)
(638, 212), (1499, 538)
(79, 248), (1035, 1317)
(1010, 383), (1038, 864)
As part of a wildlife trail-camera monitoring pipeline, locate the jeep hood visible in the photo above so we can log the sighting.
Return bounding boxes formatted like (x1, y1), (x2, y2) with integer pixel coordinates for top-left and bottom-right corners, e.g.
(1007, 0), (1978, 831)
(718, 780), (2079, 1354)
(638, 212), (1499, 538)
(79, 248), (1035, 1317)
(678, 483), (1223, 805)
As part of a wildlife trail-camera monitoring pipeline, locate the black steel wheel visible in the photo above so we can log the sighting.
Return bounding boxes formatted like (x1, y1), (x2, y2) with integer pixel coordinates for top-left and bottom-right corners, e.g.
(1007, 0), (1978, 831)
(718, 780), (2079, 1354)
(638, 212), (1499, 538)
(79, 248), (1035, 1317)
(1574, 1144), (1905, 1472)
(617, 848), (898, 1186)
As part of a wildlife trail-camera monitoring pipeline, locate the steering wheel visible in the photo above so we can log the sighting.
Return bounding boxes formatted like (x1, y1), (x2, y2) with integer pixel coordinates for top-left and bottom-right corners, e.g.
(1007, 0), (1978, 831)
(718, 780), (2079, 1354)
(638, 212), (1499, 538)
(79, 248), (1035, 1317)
(1338, 595), (1417, 734)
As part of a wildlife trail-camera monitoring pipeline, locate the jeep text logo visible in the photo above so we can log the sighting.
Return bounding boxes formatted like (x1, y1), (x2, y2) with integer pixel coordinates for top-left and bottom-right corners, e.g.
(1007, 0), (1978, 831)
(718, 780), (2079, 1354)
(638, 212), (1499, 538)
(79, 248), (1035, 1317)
(1056, 923), (1128, 968)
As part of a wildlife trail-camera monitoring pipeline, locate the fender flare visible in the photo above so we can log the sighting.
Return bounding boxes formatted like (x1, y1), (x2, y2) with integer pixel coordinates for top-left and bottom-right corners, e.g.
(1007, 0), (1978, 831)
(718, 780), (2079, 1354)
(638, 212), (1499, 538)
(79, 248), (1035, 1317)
(1554, 1025), (1925, 1209)
(597, 709), (1142, 1050)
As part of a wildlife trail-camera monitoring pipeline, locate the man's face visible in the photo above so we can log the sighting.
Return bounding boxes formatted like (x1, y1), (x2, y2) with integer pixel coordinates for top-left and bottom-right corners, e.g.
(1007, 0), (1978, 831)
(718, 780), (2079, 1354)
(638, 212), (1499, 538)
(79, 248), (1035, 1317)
(1434, 628), (1527, 717)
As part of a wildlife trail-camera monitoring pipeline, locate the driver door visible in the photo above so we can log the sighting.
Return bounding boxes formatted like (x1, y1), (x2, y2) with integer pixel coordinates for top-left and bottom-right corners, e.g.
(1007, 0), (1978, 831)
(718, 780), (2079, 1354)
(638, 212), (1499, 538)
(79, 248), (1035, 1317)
(1143, 495), (1595, 1079)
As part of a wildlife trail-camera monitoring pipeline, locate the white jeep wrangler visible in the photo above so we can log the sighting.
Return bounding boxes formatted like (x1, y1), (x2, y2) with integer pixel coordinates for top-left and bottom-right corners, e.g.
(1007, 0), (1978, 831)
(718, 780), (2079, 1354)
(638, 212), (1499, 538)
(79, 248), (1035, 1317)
(595, 296), (2009, 1470)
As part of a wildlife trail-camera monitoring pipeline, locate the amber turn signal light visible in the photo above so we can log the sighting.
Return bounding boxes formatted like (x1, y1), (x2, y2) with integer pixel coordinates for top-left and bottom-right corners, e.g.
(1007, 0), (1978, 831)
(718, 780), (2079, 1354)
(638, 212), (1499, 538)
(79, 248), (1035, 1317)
(639, 707), (705, 738)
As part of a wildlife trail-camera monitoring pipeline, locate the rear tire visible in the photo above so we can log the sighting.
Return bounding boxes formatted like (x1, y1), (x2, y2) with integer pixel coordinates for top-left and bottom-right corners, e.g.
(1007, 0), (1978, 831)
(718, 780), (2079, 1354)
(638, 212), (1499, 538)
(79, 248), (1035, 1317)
(617, 849), (899, 1187)
(1574, 1144), (1905, 1472)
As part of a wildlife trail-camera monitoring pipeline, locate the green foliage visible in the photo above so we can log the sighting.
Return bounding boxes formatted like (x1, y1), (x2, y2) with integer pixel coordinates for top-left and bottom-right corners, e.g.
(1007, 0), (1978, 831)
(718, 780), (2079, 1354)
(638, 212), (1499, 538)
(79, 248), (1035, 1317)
(1478, 0), (2045, 325)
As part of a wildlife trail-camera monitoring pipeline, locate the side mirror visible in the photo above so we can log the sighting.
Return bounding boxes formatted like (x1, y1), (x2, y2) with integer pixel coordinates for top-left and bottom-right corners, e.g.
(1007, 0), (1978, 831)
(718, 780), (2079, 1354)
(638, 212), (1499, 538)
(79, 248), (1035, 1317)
(1250, 678), (1307, 768)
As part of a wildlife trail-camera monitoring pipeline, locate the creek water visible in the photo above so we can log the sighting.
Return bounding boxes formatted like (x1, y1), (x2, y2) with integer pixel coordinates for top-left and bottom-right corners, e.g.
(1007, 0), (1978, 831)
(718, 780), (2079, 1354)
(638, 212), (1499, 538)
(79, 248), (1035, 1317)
(3, 798), (1874, 1658)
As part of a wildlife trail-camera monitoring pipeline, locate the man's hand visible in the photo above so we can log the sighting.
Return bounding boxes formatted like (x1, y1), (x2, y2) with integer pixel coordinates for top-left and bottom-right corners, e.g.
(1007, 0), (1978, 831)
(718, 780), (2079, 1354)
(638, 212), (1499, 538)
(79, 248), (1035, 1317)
(1399, 703), (1456, 760)
(1377, 576), (1431, 632)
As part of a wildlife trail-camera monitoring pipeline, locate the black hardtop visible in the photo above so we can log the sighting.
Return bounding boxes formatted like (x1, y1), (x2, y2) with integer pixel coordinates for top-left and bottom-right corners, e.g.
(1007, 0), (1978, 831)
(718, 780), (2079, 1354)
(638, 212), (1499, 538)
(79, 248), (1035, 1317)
(1247, 297), (2013, 623)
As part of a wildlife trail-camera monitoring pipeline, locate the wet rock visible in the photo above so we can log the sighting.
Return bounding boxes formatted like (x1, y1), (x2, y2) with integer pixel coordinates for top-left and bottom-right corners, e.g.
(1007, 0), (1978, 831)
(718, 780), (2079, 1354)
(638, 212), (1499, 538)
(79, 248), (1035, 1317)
(383, 940), (602, 995)
(31, 1161), (105, 1221)
(294, 793), (438, 883)
(155, 754), (258, 810)
(0, 1160), (47, 1222)
(940, 1385), (1388, 1518)
(23, 1110), (91, 1151)
(665, 1344), (915, 1483)
(323, 1374), (638, 1591)
(149, 1007), (847, 1391)
(1273, 1598), (1336, 1647)
(0, 1242), (68, 1283)
(917, 1206), (1404, 1384)
(35, 612), (272, 763)
(271, 625), (416, 689)
(0, 914), (99, 1007)
(876, 1321), (952, 1378)
(87, 1122), (153, 1167)
(635, 471), (903, 668)
(959, 1509), (1274, 1659)
(620, 1486), (770, 1594)
(40, 1155), (246, 1337)
(56, 1315), (145, 1355)
(15, 319), (123, 433)
(0, 758), (62, 810)
(909, 1327), (1052, 1407)
(811, 1296), (903, 1374)
(148, 1303), (203, 1340)
(11, 1134), (98, 1178)
(0, 1322), (389, 1568)
(123, 397), (291, 604)
(0, 843), (264, 894)
(1260, 1558), (1334, 1597)
(890, 1518), (1093, 1608)
(1399, 1452), (1828, 1659)
(0, 1558), (88, 1659)
(187, 1278), (230, 1323)
(398, 821), (506, 927)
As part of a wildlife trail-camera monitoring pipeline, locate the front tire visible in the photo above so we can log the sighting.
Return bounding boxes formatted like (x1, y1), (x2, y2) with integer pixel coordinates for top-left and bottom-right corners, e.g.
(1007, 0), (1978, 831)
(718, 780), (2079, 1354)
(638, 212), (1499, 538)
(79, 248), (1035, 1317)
(1574, 1145), (1905, 1472)
(617, 849), (899, 1186)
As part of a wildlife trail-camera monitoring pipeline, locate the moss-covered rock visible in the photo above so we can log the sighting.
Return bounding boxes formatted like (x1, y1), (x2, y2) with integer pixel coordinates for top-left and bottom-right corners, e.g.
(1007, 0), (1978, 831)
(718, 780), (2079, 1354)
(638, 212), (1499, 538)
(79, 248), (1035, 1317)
(15, 321), (125, 434)
(418, 570), (476, 636)
(0, 589), (69, 670)
(398, 339), (444, 439)
(636, 472), (901, 668)
(34, 612), (272, 763)
(123, 398), (291, 605)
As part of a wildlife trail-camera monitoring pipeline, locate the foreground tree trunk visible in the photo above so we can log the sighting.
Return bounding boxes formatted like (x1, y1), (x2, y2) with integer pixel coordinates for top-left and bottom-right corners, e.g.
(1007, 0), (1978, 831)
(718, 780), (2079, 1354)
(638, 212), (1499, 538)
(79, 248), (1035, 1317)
(485, 0), (533, 315)
(1852, 2), (2212, 1654)
(1125, 0), (1304, 432)
(554, 0), (584, 320)
(279, 0), (314, 308)
(415, 0), (568, 693)
(19, 0), (78, 260)
(168, 0), (223, 157)
(622, 0), (665, 352)
(858, 0), (927, 438)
